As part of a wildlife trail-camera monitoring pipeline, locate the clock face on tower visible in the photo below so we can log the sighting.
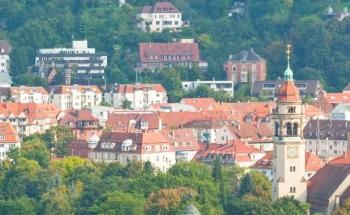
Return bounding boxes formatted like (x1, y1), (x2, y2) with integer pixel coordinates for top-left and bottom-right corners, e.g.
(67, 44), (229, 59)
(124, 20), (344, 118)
(287, 146), (298, 158)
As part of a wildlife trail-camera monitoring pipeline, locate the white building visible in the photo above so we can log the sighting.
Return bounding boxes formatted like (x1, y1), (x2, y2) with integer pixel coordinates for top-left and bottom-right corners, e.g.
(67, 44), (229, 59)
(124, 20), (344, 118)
(49, 85), (102, 111)
(35, 40), (107, 85)
(0, 123), (20, 161)
(105, 84), (167, 110)
(90, 132), (176, 172)
(182, 80), (234, 96)
(0, 40), (12, 87)
(303, 119), (349, 159)
(137, 1), (188, 32)
(9, 86), (49, 104)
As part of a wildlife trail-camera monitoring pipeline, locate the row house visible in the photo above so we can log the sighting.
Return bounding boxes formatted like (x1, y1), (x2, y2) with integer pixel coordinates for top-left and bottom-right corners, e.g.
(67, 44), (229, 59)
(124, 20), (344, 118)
(194, 140), (266, 167)
(89, 131), (176, 172)
(251, 151), (325, 181)
(138, 40), (207, 72)
(58, 109), (100, 141)
(183, 119), (225, 143)
(35, 40), (107, 85)
(0, 103), (59, 138)
(7, 86), (49, 104)
(105, 84), (167, 110)
(106, 111), (162, 132)
(137, 1), (189, 32)
(303, 119), (350, 159)
(49, 85), (102, 111)
(160, 129), (199, 161)
(0, 123), (20, 161)
(224, 49), (266, 84)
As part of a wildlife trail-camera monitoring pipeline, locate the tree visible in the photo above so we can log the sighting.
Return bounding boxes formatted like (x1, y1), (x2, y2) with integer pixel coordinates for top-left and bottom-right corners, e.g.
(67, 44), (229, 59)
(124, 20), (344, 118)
(212, 157), (223, 181)
(21, 136), (50, 167)
(39, 186), (74, 215)
(122, 99), (132, 109)
(238, 174), (254, 197)
(272, 197), (310, 215)
(0, 196), (36, 215)
(90, 191), (144, 215)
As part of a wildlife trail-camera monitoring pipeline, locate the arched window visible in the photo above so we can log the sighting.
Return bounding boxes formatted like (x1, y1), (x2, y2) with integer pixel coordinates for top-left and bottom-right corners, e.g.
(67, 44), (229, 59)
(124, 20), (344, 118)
(275, 122), (280, 137)
(293, 123), (298, 136)
(286, 122), (292, 136)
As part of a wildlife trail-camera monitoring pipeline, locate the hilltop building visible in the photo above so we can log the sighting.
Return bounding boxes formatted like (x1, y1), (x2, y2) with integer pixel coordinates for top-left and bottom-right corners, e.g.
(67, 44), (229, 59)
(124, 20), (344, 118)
(224, 49), (266, 84)
(0, 40), (12, 87)
(137, 1), (189, 32)
(271, 45), (307, 202)
(35, 40), (107, 85)
(182, 79), (234, 96)
(137, 40), (208, 72)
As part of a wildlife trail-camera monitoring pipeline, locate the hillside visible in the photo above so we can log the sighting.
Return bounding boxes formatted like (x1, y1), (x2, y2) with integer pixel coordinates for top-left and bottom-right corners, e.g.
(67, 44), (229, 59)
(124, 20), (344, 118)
(1, 0), (350, 91)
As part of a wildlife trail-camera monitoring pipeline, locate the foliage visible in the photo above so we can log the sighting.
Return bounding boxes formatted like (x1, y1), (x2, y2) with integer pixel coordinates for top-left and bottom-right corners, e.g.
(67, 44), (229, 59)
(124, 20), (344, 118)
(121, 99), (132, 109)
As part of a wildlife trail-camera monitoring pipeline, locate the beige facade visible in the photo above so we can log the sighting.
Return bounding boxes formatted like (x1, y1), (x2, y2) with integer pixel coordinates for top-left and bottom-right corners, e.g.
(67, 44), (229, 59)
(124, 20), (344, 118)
(272, 100), (307, 202)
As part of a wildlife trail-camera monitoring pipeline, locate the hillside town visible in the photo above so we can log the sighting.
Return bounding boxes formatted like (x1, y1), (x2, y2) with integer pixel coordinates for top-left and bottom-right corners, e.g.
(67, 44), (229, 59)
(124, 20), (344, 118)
(1, 1), (350, 215)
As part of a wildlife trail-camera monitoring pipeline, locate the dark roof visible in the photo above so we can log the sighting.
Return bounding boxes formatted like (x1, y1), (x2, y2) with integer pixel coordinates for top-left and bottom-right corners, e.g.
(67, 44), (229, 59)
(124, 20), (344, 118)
(303, 119), (350, 140)
(251, 79), (322, 98)
(141, 1), (180, 14)
(308, 164), (350, 211)
(0, 87), (10, 96)
(230, 49), (264, 62)
(0, 40), (11, 54)
(183, 119), (226, 129)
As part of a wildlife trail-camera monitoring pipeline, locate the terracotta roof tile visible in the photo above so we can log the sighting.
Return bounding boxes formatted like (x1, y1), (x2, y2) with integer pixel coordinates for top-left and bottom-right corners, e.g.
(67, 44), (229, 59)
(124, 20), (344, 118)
(115, 84), (166, 94)
(277, 80), (301, 103)
(106, 111), (161, 131)
(180, 98), (217, 110)
(49, 85), (102, 94)
(329, 152), (350, 165)
(0, 122), (18, 143)
(10, 86), (48, 95)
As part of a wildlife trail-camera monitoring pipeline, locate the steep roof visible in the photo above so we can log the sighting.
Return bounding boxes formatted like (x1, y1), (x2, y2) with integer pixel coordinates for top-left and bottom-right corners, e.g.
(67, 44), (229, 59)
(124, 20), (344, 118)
(159, 111), (207, 128)
(141, 1), (180, 14)
(303, 119), (350, 141)
(229, 49), (264, 62)
(0, 122), (18, 143)
(59, 109), (98, 126)
(180, 98), (217, 110)
(106, 111), (161, 131)
(139, 42), (200, 63)
(308, 164), (350, 211)
(160, 129), (199, 151)
(115, 84), (166, 94)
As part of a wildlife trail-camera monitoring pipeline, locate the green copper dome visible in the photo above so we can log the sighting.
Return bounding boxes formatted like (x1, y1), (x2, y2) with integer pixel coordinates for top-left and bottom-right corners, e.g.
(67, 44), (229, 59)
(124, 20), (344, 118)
(284, 63), (293, 81)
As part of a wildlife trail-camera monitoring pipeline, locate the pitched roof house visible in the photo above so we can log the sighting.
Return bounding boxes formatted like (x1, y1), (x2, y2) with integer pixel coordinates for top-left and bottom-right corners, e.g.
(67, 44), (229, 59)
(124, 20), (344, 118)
(0, 122), (20, 161)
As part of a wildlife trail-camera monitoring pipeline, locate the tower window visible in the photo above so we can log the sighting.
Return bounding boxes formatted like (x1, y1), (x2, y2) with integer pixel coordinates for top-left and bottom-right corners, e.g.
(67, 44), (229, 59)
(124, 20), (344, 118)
(286, 122), (292, 136)
(274, 122), (280, 137)
(290, 187), (296, 193)
(288, 106), (296, 113)
(290, 166), (296, 172)
(293, 123), (298, 136)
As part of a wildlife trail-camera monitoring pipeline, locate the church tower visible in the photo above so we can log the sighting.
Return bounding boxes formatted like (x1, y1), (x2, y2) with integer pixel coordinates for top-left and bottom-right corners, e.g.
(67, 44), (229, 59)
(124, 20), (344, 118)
(272, 45), (307, 202)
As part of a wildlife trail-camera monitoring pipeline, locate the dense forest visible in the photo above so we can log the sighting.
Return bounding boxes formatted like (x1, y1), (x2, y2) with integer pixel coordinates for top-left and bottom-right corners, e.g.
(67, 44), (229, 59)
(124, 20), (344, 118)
(1, 0), (350, 93)
(0, 126), (311, 215)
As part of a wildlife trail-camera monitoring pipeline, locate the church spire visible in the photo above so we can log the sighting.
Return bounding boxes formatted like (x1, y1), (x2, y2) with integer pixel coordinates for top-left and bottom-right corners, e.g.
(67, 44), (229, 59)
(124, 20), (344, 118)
(284, 44), (293, 81)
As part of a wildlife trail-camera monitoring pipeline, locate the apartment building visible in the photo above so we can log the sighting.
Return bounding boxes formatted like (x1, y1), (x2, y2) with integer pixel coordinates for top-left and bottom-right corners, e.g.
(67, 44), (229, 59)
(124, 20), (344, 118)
(8, 86), (49, 104)
(35, 40), (107, 85)
(49, 85), (102, 110)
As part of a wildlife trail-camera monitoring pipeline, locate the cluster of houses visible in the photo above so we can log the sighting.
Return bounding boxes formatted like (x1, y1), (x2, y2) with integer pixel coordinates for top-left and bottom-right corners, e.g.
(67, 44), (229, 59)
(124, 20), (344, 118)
(1, 1), (350, 215)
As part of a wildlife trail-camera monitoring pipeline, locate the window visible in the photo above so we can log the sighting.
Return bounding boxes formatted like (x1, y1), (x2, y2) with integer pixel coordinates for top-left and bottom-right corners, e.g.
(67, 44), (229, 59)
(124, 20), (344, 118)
(290, 187), (296, 193)
(293, 123), (298, 136)
(286, 122), (292, 136)
(290, 166), (296, 172)
(274, 122), (280, 137)
(288, 106), (296, 113)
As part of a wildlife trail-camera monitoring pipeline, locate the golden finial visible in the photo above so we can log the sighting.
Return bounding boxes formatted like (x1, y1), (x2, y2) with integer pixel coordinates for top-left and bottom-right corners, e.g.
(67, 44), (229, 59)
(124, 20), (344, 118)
(286, 44), (292, 63)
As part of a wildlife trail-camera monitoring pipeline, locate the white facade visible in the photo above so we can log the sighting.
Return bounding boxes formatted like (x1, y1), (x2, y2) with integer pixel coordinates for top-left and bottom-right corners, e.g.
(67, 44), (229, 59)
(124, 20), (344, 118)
(50, 85), (102, 111)
(182, 80), (234, 96)
(0, 53), (10, 74)
(305, 138), (348, 159)
(138, 11), (184, 33)
(10, 87), (49, 104)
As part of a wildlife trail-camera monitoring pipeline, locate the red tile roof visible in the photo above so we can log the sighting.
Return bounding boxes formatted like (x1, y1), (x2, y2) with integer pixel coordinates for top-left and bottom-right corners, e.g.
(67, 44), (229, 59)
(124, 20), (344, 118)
(49, 85), (102, 94)
(277, 80), (301, 103)
(0, 103), (59, 123)
(158, 111), (207, 128)
(139, 42), (200, 63)
(59, 109), (98, 126)
(106, 111), (161, 131)
(0, 123), (18, 143)
(141, 1), (180, 13)
(10, 86), (48, 95)
(180, 98), (217, 110)
(160, 129), (199, 151)
(115, 84), (166, 94)
(329, 152), (350, 165)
